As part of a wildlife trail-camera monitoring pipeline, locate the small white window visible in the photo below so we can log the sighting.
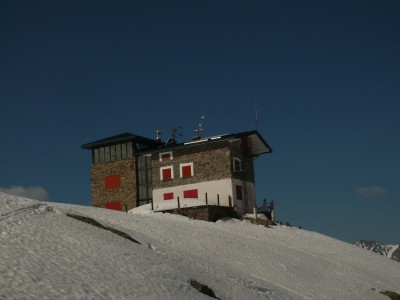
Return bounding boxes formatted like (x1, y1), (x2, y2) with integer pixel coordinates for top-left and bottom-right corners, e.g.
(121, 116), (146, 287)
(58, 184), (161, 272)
(233, 157), (241, 172)
(160, 166), (174, 181)
(159, 151), (173, 162)
(180, 162), (194, 178)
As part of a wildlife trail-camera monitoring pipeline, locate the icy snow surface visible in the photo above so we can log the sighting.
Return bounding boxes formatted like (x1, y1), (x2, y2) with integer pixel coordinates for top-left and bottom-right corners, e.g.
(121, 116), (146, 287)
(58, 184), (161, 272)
(1, 192), (399, 299)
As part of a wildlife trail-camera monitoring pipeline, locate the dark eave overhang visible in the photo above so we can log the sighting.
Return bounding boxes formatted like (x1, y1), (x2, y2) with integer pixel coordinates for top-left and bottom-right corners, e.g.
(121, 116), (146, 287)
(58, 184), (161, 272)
(137, 130), (272, 156)
(223, 130), (272, 156)
(81, 132), (161, 150)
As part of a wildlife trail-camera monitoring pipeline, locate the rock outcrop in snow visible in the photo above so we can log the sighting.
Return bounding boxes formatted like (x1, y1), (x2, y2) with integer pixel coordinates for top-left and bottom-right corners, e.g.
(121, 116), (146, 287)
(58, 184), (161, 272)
(355, 240), (400, 263)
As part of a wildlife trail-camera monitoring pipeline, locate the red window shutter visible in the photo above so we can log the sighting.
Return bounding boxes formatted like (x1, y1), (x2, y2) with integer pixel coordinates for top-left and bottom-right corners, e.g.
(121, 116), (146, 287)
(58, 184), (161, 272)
(105, 201), (122, 211)
(162, 168), (172, 180)
(161, 153), (171, 161)
(236, 185), (243, 200)
(163, 192), (174, 200)
(182, 165), (192, 178)
(183, 189), (198, 199)
(105, 175), (120, 189)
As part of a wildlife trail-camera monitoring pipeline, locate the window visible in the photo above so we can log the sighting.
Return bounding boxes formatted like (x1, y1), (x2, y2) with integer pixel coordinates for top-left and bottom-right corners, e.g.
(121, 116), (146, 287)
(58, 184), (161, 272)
(99, 147), (105, 162)
(233, 157), (241, 172)
(121, 143), (127, 159)
(94, 149), (99, 163)
(127, 142), (133, 158)
(138, 155), (152, 202)
(110, 145), (116, 161)
(183, 189), (198, 199)
(160, 166), (174, 181)
(236, 185), (243, 200)
(105, 175), (120, 189)
(93, 142), (137, 164)
(180, 162), (194, 178)
(105, 146), (110, 162)
(163, 192), (174, 200)
(159, 151), (173, 162)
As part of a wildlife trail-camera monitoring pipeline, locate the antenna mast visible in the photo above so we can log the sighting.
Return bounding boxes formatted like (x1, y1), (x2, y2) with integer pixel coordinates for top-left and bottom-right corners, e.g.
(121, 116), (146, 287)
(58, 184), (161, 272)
(193, 116), (205, 140)
(254, 100), (259, 131)
(255, 109), (259, 130)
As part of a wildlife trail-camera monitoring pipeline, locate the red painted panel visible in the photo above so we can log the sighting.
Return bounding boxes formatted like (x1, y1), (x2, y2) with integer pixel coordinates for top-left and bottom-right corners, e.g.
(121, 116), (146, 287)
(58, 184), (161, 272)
(182, 165), (192, 177)
(105, 201), (122, 211)
(164, 192), (174, 200)
(236, 185), (243, 200)
(183, 189), (198, 199)
(162, 168), (172, 180)
(105, 175), (120, 189)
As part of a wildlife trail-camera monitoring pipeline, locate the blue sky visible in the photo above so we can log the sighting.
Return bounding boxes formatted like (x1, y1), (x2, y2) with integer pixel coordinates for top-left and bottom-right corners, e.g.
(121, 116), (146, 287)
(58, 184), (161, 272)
(1, 0), (399, 244)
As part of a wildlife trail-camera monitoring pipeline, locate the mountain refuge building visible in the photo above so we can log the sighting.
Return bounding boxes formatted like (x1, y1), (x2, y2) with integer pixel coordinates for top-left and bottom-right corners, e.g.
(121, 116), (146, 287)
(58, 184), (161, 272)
(81, 130), (271, 215)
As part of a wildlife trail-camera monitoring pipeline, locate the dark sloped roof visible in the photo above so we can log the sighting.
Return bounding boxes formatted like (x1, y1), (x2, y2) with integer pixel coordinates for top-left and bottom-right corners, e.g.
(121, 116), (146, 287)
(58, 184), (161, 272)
(81, 133), (161, 150)
(182, 130), (271, 155)
(81, 130), (272, 155)
(227, 130), (272, 155)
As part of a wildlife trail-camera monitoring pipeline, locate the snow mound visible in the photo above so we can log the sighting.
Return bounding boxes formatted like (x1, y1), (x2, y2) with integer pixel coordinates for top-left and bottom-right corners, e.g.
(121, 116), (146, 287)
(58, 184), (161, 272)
(128, 203), (153, 214)
(1, 192), (400, 299)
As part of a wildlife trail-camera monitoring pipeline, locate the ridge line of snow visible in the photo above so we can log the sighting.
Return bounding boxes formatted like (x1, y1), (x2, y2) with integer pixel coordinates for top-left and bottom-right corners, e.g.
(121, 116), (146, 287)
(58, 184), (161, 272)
(0, 203), (44, 222)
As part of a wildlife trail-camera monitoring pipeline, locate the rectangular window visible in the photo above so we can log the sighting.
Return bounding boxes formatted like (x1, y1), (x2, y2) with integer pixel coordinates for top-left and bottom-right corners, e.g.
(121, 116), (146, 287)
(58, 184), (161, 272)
(121, 143), (127, 159)
(163, 192), (174, 200)
(99, 147), (105, 163)
(127, 142), (133, 157)
(159, 151), (173, 162)
(105, 146), (110, 162)
(160, 166), (173, 181)
(105, 175), (120, 189)
(116, 144), (121, 160)
(183, 189), (198, 199)
(105, 201), (122, 211)
(233, 157), (241, 172)
(94, 148), (99, 164)
(138, 155), (152, 201)
(110, 145), (116, 161)
(180, 163), (194, 178)
(236, 185), (243, 200)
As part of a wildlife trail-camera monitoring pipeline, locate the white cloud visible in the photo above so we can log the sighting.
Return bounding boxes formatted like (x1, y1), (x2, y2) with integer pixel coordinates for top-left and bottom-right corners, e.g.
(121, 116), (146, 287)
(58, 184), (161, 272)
(0, 186), (49, 201)
(355, 185), (388, 198)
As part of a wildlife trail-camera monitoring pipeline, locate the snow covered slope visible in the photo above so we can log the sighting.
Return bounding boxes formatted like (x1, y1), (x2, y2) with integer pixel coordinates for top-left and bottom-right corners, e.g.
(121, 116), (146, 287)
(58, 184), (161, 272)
(1, 192), (399, 299)
(355, 240), (400, 263)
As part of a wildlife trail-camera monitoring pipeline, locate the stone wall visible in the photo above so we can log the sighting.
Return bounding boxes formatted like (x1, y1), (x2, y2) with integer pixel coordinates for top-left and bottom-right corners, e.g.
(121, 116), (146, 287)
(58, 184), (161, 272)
(230, 138), (255, 183)
(91, 158), (137, 210)
(168, 205), (238, 222)
(152, 141), (233, 190)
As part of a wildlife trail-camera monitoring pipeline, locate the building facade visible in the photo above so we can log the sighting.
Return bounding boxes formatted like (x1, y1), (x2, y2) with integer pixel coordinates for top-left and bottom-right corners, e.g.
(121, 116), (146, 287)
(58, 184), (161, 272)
(81, 131), (271, 214)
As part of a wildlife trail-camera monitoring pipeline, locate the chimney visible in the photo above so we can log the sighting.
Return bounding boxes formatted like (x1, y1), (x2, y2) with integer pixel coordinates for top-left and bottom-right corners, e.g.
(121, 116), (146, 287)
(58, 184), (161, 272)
(156, 130), (162, 141)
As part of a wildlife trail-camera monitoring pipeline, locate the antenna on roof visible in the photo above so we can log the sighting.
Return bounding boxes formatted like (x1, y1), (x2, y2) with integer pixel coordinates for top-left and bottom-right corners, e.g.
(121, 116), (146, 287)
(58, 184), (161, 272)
(193, 115), (205, 141)
(255, 109), (259, 131)
(166, 126), (183, 146)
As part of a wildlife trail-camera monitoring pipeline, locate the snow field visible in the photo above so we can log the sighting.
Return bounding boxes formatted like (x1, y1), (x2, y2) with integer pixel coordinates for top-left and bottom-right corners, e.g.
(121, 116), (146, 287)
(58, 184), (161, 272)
(1, 192), (399, 299)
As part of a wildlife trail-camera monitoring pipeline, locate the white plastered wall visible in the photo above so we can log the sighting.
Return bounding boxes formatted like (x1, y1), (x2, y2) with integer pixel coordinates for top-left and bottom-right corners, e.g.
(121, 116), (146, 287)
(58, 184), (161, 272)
(153, 178), (256, 214)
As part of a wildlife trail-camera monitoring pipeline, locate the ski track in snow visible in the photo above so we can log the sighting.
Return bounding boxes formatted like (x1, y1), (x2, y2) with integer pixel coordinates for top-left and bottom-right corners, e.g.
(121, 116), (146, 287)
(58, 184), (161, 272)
(1, 192), (400, 299)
